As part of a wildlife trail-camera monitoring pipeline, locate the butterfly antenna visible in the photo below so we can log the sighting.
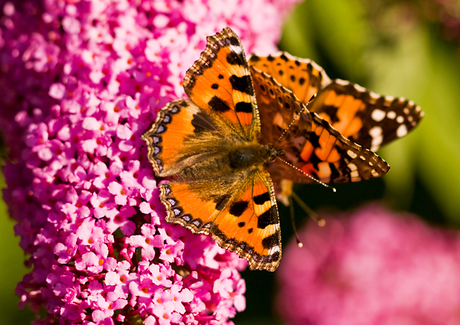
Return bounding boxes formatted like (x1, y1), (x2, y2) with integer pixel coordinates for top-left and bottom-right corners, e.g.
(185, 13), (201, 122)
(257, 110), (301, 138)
(274, 118), (298, 146)
(291, 191), (326, 227)
(274, 94), (317, 146)
(276, 157), (336, 192)
(288, 196), (304, 247)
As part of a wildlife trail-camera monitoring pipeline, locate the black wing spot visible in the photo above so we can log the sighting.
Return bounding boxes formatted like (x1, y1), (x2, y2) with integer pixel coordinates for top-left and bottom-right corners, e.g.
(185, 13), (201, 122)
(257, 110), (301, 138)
(262, 233), (279, 249)
(254, 192), (270, 205)
(235, 102), (253, 113)
(229, 75), (254, 96)
(227, 52), (245, 66)
(208, 96), (231, 112)
(257, 206), (278, 229)
(229, 200), (249, 217)
(309, 132), (320, 147)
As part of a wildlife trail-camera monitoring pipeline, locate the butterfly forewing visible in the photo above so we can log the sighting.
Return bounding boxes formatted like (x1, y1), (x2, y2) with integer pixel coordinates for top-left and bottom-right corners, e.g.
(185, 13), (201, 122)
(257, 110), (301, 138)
(184, 27), (260, 140)
(310, 80), (424, 151)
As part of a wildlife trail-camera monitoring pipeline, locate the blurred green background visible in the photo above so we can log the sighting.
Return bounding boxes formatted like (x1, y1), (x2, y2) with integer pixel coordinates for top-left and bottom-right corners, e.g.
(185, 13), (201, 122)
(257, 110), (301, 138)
(2, 0), (460, 324)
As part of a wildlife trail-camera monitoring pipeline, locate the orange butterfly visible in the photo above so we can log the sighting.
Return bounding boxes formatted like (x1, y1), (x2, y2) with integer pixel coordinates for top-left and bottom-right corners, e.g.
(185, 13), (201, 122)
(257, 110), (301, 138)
(142, 28), (423, 271)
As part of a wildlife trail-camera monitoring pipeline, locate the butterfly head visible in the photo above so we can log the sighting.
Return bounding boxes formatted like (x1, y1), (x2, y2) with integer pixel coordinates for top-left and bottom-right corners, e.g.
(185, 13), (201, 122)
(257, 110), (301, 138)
(268, 146), (284, 162)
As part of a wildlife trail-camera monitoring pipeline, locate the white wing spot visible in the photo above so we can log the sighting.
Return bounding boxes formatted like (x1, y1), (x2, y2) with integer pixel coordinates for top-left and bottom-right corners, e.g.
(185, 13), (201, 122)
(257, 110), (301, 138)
(369, 92), (380, 100)
(371, 169), (380, 177)
(385, 95), (395, 103)
(397, 124), (408, 137)
(359, 155), (366, 161)
(387, 111), (396, 119)
(348, 163), (360, 179)
(347, 150), (358, 159)
(354, 83), (366, 92)
(371, 109), (386, 122)
(229, 45), (243, 55)
(370, 126), (383, 151)
(335, 79), (348, 86)
(396, 115), (404, 124)
(268, 245), (281, 255)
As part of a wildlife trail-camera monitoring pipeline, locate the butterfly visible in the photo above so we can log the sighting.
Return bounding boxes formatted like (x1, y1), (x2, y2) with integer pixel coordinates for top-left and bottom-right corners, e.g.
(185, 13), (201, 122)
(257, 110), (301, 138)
(142, 27), (423, 272)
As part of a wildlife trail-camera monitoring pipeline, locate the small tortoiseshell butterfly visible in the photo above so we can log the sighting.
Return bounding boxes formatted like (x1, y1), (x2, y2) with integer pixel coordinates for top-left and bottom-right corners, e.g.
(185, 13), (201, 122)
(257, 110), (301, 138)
(142, 28), (423, 271)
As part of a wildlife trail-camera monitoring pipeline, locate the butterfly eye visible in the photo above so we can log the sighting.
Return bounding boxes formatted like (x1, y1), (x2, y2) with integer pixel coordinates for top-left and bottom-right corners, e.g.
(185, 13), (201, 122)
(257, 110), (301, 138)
(269, 147), (284, 162)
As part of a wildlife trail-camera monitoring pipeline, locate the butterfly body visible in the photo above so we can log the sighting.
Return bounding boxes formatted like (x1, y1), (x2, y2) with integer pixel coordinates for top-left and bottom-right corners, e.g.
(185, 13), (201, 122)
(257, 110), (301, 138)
(142, 28), (423, 271)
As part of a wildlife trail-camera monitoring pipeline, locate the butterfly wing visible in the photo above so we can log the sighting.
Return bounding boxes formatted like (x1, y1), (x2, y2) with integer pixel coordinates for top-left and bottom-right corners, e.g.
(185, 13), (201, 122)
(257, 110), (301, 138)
(161, 169), (281, 272)
(184, 27), (260, 141)
(143, 97), (281, 271)
(249, 52), (331, 104)
(309, 80), (424, 151)
(252, 68), (389, 185)
(143, 28), (282, 271)
(142, 99), (203, 176)
(249, 53), (423, 151)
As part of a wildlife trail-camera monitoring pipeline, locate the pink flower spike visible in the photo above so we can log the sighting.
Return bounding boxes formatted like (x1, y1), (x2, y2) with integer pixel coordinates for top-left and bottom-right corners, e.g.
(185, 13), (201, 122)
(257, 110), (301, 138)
(0, 0), (301, 323)
(277, 203), (460, 325)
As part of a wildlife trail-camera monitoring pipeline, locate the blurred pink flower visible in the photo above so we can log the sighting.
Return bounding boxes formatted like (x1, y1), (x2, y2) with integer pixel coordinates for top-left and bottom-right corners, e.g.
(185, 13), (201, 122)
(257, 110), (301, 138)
(277, 203), (460, 325)
(0, 0), (300, 323)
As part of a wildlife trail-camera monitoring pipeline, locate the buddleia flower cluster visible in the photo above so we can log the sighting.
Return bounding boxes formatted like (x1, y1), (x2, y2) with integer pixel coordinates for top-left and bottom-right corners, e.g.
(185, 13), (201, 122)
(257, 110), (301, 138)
(0, 0), (299, 323)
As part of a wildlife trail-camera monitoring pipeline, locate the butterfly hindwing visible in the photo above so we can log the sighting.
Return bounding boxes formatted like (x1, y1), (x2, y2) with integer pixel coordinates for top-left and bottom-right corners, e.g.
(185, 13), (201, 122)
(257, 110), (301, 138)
(160, 170), (281, 272)
(142, 99), (231, 177)
(250, 66), (304, 147)
(184, 27), (260, 140)
(249, 52), (331, 104)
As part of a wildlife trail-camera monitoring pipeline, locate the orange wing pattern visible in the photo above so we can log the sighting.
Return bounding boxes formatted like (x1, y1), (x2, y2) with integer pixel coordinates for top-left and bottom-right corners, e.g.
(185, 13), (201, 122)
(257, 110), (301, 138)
(143, 28), (424, 272)
(249, 53), (423, 152)
(160, 170), (281, 272)
(142, 99), (202, 176)
(251, 68), (389, 185)
(184, 28), (260, 140)
(143, 28), (282, 271)
(310, 80), (424, 151)
(249, 52), (331, 104)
